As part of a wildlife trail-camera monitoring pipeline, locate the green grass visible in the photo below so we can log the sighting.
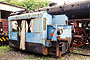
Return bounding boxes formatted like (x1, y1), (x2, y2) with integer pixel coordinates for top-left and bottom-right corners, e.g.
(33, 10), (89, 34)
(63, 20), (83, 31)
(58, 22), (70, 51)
(39, 56), (48, 60)
(0, 46), (11, 52)
(26, 55), (49, 60)
(26, 55), (35, 59)
(0, 46), (10, 56)
(61, 57), (64, 60)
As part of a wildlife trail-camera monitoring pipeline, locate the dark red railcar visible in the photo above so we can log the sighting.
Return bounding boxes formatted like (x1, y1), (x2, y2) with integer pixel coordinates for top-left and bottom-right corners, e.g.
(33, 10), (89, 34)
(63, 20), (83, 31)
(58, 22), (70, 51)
(0, 19), (8, 46)
(2, 19), (8, 33)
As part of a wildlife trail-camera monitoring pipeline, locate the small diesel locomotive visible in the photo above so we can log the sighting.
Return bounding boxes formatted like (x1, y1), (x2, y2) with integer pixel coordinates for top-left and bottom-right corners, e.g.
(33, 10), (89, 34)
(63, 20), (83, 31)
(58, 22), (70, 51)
(8, 11), (73, 57)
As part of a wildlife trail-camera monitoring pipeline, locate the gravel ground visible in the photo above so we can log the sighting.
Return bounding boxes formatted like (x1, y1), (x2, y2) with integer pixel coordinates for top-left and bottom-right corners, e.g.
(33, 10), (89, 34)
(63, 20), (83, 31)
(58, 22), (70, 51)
(0, 46), (90, 60)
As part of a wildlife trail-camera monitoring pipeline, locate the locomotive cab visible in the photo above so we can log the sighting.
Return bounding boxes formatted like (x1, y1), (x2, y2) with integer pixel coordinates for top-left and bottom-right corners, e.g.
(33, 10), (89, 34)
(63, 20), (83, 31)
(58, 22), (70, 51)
(8, 11), (73, 57)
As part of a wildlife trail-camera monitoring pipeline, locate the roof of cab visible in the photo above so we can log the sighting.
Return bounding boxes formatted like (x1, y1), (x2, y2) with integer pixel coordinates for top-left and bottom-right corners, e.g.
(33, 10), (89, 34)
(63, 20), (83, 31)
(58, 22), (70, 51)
(8, 11), (48, 21)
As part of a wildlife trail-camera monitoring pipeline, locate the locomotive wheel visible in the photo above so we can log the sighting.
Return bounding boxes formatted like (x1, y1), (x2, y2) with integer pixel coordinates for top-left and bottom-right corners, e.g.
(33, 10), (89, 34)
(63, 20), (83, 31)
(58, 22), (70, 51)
(73, 38), (84, 47)
(73, 27), (87, 47)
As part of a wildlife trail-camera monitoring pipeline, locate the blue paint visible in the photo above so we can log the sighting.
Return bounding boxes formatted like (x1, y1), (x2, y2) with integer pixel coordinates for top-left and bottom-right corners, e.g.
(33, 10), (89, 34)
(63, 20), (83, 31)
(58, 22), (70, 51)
(57, 25), (73, 29)
(57, 25), (73, 38)
(47, 25), (55, 40)
(63, 26), (68, 29)
(11, 32), (18, 40)
(71, 25), (74, 28)
(8, 21), (11, 40)
(52, 29), (57, 41)
(45, 41), (52, 47)
(52, 15), (68, 25)
(26, 33), (42, 43)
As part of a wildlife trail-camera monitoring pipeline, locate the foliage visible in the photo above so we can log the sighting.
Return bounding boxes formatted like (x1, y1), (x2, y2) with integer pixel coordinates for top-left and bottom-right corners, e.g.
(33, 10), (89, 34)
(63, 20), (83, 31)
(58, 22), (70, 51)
(39, 56), (48, 60)
(0, 0), (50, 10)
(0, 46), (10, 52)
(26, 55), (35, 59)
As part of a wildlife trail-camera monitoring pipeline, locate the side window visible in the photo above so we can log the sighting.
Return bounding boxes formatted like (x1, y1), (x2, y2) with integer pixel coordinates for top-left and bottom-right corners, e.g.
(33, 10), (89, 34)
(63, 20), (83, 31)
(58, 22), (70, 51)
(12, 21), (18, 32)
(65, 20), (68, 25)
(26, 19), (34, 32)
(43, 17), (46, 31)
(17, 20), (22, 33)
(11, 20), (22, 36)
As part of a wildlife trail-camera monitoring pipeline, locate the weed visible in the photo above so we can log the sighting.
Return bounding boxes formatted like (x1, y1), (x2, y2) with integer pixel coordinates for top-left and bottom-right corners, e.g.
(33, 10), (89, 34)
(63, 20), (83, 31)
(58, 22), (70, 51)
(0, 46), (10, 52)
(40, 58), (44, 60)
(26, 55), (35, 59)
(58, 59), (61, 60)
(61, 57), (64, 60)
(51, 58), (56, 60)
(38, 56), (48, 60)
(42, 56), (48, 59)
(15, 58), (18, 60)
(0, 51), (6, 56)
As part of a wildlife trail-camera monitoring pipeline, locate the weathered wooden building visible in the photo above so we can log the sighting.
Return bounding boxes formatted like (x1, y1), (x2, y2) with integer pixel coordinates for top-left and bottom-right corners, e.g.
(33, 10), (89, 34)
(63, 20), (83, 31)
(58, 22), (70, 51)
(0, 2), (27, 19)
(0, 2), (27, 32)
(0, 2), (27, 45)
